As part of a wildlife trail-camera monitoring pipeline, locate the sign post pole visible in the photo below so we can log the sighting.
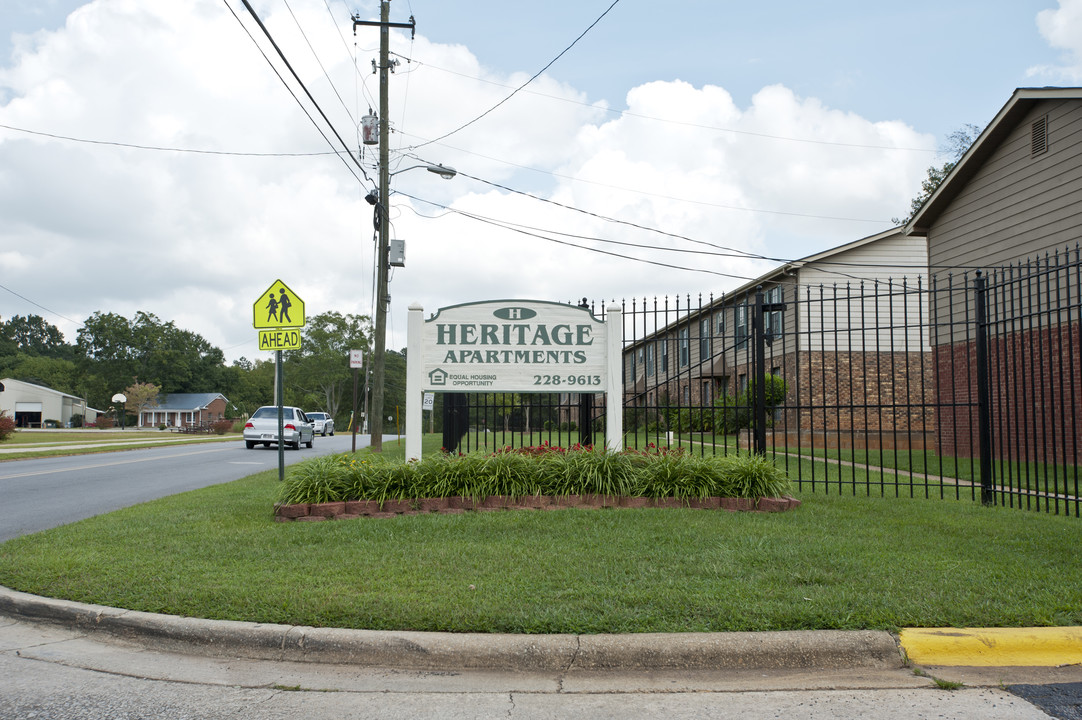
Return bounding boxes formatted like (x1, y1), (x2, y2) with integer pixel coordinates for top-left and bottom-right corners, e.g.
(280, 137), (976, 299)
(349, 349), (364, 453)
(276, 349), (285, 482)
(252, 279), (306, 482)
(405, 304), (423, 461)
(605, 304), (623, 451)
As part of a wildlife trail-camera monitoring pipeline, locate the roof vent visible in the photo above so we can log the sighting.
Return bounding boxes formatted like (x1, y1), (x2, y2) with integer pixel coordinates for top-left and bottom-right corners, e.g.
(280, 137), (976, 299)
(1031, 116), (1048, 156)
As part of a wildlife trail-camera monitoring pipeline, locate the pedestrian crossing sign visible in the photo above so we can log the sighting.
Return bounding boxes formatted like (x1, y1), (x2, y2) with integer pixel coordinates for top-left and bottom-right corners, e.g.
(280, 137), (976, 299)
(253, 279), (305, 329)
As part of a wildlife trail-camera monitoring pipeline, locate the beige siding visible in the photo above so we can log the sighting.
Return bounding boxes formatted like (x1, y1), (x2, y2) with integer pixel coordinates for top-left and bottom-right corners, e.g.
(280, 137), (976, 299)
(797, 232), (929, 352)
(928, 100), (1082, 344)
(929, 100), (1082, 272)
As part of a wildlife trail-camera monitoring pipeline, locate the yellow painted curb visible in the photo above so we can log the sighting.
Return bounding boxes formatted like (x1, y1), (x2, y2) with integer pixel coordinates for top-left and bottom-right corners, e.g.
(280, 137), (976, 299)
(900, 627), (1082, 666)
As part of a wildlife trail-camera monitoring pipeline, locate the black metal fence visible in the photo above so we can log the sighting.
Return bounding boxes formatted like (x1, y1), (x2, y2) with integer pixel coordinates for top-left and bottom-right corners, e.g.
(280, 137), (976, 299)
(439, 246), (1081, 516)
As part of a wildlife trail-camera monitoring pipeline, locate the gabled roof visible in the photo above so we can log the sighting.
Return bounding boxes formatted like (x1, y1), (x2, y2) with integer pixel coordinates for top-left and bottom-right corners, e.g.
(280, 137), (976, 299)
(907, 87), (1082, 236)
(151, 393), (228, 411)
(724, 226), (906, 300)
(623, 226), (909, 348)
(0, 377), (85, 402)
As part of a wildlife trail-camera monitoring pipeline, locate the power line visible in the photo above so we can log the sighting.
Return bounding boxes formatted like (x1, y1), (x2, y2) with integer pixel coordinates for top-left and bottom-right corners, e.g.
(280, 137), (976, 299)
(0, 283), (82, 327)
(282, 0), (357, 128)
(394, 190), (758, 281)
(411, 0), (624, 150)
(0, 123), (338, 157)
(398, 139), (893, 224)
(233, 0), (372, 185)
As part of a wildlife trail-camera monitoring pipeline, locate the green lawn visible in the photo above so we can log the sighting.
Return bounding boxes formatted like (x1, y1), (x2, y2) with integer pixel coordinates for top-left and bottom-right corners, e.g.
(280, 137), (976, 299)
(4, 430), (184, 445)
(1, 449), (1079, 633)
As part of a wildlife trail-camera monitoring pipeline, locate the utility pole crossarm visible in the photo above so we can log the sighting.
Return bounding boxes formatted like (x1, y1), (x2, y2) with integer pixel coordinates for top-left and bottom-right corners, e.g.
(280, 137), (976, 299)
(352, 15), (415, 38)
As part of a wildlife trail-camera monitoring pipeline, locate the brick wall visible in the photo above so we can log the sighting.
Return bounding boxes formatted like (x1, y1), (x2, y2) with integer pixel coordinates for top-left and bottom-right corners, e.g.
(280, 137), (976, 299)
(936, 321), (1082, 465)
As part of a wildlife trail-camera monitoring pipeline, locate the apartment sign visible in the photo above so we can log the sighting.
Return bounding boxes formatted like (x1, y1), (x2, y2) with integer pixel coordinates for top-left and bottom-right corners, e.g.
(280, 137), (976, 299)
(405, 299), (624, 460)
(419, 300), (606, 392)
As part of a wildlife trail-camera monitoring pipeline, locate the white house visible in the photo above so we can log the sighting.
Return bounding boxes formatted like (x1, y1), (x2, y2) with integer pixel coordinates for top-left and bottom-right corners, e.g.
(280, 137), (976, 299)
(0, 378), (95, 428)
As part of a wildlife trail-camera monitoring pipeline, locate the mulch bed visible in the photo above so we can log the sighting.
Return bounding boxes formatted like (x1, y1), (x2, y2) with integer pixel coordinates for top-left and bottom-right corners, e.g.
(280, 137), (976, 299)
(274, 495), (801, 522)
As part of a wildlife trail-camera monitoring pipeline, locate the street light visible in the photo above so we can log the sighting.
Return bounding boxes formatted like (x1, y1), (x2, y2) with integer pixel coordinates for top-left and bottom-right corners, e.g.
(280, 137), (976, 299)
(368, 160), (456, 453)
(391, 163), (457, 180)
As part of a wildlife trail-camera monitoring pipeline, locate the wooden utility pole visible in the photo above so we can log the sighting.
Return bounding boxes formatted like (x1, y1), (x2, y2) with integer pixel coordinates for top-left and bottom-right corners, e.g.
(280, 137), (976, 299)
(353, 2), (414, 453)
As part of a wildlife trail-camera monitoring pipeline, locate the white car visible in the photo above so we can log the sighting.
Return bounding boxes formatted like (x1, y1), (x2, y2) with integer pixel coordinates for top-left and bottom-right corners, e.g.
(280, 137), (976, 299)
(307, 411), (335, 436)
(243, 406), (314, 449)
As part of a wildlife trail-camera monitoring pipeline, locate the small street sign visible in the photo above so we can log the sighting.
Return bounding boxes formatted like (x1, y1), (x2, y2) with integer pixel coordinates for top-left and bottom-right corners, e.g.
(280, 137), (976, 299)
(349, 349), (364, 368)
(253, 279), (305, 329)
(258, 328), (302, 351)
(422, 392), (434, 410)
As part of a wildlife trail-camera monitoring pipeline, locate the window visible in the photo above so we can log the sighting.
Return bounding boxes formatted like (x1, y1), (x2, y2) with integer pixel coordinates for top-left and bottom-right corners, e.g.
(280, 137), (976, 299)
(646, 342), (656, 376)
(679, 327), (690, 367)
(716, 311), (725, 336)
(764, 287), (784, 340)
(735, 304), (748, 348)
(660, 339), (669, 374)
(702, 381), (713, 404)
(699, 317), (712, 364)
(738, 374), (748, 394)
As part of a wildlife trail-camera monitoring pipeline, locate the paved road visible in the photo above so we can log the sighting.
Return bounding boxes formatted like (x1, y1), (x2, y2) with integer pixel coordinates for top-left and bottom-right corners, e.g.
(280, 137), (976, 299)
(0, 434), (371, 542)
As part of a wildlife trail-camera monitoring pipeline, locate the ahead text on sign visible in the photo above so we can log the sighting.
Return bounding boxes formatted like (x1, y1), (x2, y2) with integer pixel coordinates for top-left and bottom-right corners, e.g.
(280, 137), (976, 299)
(259, 329), (302, 351)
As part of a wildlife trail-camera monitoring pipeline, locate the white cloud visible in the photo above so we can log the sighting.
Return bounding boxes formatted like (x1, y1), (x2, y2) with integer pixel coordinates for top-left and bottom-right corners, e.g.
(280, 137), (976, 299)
(1030, 0), (1082, 81)
(0, 0), (934, 362)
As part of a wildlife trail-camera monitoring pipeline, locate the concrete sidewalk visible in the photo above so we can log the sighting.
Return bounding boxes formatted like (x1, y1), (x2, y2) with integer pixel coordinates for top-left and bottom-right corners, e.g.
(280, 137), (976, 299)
(0, 434), (234, 454)
(3, 585), (1082, 718)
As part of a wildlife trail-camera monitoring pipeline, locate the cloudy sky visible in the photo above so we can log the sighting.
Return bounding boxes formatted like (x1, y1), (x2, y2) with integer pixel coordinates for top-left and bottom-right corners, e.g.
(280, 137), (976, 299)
(3, 0), (1082, 362)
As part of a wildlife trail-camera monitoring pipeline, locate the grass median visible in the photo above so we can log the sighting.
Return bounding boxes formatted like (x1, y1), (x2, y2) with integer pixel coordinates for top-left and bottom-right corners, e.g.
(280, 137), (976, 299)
(1, 444), (1080, 634)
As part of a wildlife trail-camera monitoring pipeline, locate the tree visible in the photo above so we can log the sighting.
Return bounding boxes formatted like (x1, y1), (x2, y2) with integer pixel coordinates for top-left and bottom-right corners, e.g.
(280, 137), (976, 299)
(76, 312), (137, 405)
(491, 393), (521, 433)
(895, 124), (981, 225)
(123, 381), (161, 423)
(284, 312), (371, 421)
(0, 315), (70, 359)
(6, 355), (78, 395)
(76, 311), (229, 407)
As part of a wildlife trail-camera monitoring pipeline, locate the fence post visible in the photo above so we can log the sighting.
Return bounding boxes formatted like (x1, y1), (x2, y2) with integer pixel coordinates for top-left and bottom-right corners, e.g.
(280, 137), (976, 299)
(753, 288), (767, 455)
(578, 393), (594, 448)
(442, 393), (468, 454)
(974, 271), (995, 505)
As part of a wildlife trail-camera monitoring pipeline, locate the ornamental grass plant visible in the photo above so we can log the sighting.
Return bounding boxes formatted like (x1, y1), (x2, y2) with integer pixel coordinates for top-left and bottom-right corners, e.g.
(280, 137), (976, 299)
(276, 445), (793, 506)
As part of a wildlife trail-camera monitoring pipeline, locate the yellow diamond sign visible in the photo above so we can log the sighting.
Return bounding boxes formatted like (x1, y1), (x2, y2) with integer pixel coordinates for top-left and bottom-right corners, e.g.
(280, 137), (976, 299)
(253, 280), (305, 329)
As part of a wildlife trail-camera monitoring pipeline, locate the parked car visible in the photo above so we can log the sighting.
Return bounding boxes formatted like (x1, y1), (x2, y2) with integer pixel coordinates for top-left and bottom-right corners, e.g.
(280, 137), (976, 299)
(307, 411), (335, 436)
(243, 406), (314, 449)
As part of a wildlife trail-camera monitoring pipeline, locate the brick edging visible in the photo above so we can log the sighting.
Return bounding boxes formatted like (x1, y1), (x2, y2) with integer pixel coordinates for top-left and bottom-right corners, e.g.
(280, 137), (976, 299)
(274, 495), (801, 522)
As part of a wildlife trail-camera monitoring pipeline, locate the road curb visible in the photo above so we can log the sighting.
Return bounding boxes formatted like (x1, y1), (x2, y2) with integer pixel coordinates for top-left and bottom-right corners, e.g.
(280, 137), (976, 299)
(0, 585), (902, 672)
(900, 627), (1082, 667)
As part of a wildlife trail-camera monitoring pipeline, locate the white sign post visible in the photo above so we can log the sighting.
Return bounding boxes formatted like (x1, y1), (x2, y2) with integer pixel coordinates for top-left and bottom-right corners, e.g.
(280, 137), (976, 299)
(405, 300), (623, 461)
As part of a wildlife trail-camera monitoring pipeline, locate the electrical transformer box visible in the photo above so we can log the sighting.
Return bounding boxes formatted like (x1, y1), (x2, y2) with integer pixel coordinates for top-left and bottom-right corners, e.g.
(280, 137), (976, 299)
(389, 239), (405, 267)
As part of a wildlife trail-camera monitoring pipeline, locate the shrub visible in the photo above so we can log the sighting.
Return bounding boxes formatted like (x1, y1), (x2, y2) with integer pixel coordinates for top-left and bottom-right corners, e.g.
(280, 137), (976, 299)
(211, 419), (233, 435)
(95, 416), (115, 430)
(0, 412), (16, 441)
(277, 446), (792, 505)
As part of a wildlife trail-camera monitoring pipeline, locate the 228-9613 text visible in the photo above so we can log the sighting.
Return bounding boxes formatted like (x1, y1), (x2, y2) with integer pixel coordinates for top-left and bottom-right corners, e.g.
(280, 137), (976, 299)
(533, 374), (602, 387)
